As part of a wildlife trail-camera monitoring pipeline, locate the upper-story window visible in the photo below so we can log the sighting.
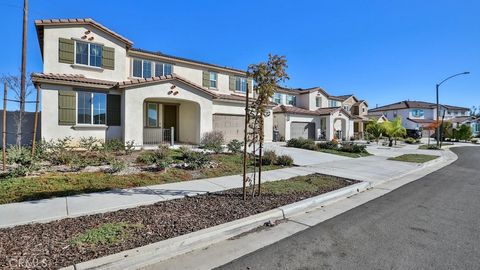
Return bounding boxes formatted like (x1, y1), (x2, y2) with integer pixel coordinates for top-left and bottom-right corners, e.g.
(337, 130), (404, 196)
(132, 59), (173, 78)
(235, 77), (247, 92)
(77, 91), (106, 125)
(316, 97), (322, 107)
(343, 105), (350, 111)
(411, 109), (424, 117)
(362, 107), (366, 113)
(209, 72), (218, 88)
(328, 100), (338, 107)
(75, 41), (102, 67)
(287, 95), (296, 106)
(274, 93), (282, 104)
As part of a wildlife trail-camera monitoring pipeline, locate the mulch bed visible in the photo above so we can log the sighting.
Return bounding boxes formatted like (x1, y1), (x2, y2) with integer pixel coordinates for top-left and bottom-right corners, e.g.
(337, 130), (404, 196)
(0, 177), (356, 270)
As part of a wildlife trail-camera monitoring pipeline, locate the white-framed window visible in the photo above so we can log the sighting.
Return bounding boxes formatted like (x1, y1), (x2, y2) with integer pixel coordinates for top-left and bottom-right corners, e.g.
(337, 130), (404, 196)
(132, 58), (173, 78)
(411, 109), (424, 117)
(328, 100), (338, 107)
(147, 103), (159, 127)
(77, 92), (106, 125)
(286, 95), (296, 106)
(362, 107), (366, 113)
(75, 41), (103, 67)
(316, 97), (322, 107)
(343, 105), (350, 111)
(274, 93), (282, 104)
(209, 72), (218, 88)
(235, 77), (247, 92)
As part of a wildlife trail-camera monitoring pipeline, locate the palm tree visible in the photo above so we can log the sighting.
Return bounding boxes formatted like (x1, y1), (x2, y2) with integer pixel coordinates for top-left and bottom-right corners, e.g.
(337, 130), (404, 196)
(382, 117), (406, 146)
(365, 118), (385, 145)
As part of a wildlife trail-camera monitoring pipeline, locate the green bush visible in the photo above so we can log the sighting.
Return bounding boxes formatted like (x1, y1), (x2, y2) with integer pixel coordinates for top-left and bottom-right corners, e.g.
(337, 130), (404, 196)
(102, 139), (125, 153)
(48, 137), (75, 165)
(340, 142), (367, 153)
(7, 145), (34, 166)
(404, 137), (420, 144)
(419, 144), (441, 150)
(201, 131), (224, 153)
(227, 139), (243, 154)
(183, 151), (211, 170)
(276, 155), (293, 166)
(286, 138), (315, 149)
(136, 145), (171, 165)
(124, 140), (136, 155)
(316, 141), (338, 150)
(79, 136), (102, 151)
(262, 150), (277, 165)
(108, 158), (127, 173)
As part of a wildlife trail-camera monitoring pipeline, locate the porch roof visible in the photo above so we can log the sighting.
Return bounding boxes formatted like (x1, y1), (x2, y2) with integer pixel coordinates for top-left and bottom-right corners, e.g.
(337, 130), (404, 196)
(31, 73), (117, 89)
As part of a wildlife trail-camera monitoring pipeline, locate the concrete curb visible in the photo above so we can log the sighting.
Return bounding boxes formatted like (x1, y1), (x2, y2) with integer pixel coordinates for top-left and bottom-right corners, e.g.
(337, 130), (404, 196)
(61, 182), (367, 270)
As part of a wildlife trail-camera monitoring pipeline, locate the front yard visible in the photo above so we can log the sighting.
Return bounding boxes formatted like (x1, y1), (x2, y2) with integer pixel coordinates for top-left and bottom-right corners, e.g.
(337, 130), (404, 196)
(388, 154), (439, 163)
(286, 138), (372, 158)
(0, 173), (357, 269)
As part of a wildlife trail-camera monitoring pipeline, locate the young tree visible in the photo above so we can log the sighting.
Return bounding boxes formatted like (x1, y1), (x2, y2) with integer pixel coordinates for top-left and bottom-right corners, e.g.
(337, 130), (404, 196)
(425, 121), (440, 146)
(1, 74), (34, 146)
(365, 118), (384, 144)
(455, 124), (472, 142)
(382, 117), (406, 146)
(243, 54), (289, 198)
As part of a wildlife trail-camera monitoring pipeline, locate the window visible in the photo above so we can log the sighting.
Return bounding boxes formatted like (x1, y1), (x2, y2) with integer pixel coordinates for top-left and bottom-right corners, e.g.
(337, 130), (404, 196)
(343, 105), (350, 111)
(154, 62), (173, 77)
(274, 93), (282, 104)
(75, 41), (102, 67)
(286, 95), (296, 106)
(316, 97), (322, 107)
(411, 109), (424, 117)
(133, 59), (174, 78)
(209, 72), (218, 88)
(77, 92), (107, 125)
(147, 103), (158, 127)
(235, 77), (247, 92)
(362, 107), (366, 113)
(328, 100), (338, 107)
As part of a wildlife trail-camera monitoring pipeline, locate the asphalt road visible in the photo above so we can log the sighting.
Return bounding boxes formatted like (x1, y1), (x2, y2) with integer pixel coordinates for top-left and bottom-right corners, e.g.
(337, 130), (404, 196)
(216, 147), (480, 270)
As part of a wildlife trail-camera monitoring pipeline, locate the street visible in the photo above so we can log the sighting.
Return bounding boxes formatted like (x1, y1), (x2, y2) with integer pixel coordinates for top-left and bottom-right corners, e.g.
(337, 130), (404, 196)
(217, 147), (480, 270)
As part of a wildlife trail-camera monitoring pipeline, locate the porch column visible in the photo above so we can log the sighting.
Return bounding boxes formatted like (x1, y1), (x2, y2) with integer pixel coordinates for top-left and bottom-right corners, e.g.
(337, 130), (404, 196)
(123, 89), (144, 147)
(326, 116), (334, 140)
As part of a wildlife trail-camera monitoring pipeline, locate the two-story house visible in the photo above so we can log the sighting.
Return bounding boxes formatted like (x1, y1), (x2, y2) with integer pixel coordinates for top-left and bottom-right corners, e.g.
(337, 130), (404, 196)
(32, 18), (273, 147)
(272, 87), (372, 141)
(369, 100), (470, 135)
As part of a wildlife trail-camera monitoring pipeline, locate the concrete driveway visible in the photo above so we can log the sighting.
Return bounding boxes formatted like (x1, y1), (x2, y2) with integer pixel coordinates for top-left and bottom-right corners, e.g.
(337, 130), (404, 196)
(263, 142), (350, 166)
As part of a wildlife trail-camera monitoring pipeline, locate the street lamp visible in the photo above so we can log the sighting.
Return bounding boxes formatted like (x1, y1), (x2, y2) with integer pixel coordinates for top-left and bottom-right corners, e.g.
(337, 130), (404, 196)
(436, 72), (470, 147)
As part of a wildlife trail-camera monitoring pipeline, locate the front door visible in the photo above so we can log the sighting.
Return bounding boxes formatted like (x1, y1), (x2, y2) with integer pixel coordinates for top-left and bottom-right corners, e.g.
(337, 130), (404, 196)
(163, 105), (178, 141)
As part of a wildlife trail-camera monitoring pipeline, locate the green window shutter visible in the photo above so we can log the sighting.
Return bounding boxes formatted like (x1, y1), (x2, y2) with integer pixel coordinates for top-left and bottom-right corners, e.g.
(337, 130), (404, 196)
(107, 94), (121, 126)
(58, 90), (76, 125)
(202, 70), (210, 87)
(229, 76), (236, 91)
(102, 46), (115, 70)
(58, 38), (74, 64)
(248, 78), (253, 93)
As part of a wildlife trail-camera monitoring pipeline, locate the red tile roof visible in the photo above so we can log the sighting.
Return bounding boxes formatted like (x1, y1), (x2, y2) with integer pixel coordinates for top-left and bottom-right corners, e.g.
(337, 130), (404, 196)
(370, 100), (469, 112)
(273, 105), (353, 118)
(31, 73), (117, 89)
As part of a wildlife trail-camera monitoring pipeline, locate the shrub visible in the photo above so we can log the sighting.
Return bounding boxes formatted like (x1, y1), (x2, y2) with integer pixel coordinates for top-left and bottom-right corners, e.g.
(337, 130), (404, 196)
(227, 139), (243, 154)
(201, 131), (224, 153)
(276, 155), (293, 166)
(471, 138), (478, 144)
(108, 158), (127, 173)
(317, 141), (338, 150)
(124, 140), (136, 155)
(79, 136), (101, 151)
(262, 150), (277, 165)
(183, 151), (211, 170)
(136, 145), (171, 165)
(286, 138), (315, 149)
(102, 139), (125, 153)
(419, 144), (441, 150)
(340, 142), (367, 153)
(48, 137), (74, 165)
(7, 146), (34, 166)
(404, 137), (420, 144)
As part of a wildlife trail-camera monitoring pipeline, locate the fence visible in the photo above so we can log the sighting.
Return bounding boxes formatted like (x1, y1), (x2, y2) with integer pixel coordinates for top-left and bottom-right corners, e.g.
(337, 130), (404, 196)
(0, 110), (41, 146)
(143, 127), (174, 146)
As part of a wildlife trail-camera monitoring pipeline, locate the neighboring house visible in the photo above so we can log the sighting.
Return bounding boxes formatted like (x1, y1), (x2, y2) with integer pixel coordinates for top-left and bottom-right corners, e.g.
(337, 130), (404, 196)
(272, 87), (372, 141)
(369, 100), (470, 136)
(32, 18), (271, 147)
(451, 116), (480, 137)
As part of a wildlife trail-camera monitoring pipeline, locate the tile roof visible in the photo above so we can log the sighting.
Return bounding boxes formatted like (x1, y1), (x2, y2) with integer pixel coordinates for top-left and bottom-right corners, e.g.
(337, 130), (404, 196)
(406, 118), (435, 124)
(31, 73), (117, 89)
(370, 100), (469, 112)
(330, 94), (354, 101)
(273, 105), (352, 118)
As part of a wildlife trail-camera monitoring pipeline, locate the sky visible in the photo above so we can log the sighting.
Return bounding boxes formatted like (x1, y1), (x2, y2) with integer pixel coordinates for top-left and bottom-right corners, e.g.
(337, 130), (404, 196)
(0, 0), (478, 112)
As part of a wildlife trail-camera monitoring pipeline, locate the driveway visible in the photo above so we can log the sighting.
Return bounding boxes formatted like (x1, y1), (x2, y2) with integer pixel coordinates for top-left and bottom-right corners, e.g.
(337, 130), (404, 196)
(216, 147), (480, 270)
(263, 142), (350, 166)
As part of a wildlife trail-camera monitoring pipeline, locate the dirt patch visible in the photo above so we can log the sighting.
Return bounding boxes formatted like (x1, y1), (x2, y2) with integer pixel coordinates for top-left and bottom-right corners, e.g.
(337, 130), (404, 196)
(0, 175), (356, 269)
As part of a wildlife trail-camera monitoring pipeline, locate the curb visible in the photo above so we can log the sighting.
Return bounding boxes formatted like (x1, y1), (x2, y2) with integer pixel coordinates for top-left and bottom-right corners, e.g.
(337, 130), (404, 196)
(61, 182), (367, 270)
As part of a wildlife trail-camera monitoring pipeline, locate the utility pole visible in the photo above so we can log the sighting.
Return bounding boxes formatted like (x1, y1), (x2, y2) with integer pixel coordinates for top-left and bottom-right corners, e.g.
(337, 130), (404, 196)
(18, 0), (28, 146)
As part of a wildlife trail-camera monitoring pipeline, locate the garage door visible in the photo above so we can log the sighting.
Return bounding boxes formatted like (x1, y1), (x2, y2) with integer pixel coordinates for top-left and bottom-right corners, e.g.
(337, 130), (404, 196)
(290, 122), (315, 140)
(213, 114), (245, 142)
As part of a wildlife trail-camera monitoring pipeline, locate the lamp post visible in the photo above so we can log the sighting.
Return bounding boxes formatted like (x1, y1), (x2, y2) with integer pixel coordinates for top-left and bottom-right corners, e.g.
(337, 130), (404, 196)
(436, 72), (470, 147)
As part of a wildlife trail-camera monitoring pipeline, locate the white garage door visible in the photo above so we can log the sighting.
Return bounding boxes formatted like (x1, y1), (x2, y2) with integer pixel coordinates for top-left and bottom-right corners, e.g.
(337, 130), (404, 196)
(291, 122), (315, 140)
(213, 114), (245, 142)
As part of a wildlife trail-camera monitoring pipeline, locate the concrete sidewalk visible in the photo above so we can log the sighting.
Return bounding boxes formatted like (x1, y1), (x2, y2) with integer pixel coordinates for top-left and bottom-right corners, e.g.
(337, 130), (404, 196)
(0, 145), (452, 228)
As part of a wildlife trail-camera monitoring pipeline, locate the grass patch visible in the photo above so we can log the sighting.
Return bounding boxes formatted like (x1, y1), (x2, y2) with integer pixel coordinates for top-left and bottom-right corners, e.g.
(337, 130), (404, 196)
(388, 154), (439, 163)
(418, 144), (442, 150)
(72, 222), (143, 246)
(0, 153), (285, 204)
(317, 148), (372, 158)
(261, 173), (352, 194)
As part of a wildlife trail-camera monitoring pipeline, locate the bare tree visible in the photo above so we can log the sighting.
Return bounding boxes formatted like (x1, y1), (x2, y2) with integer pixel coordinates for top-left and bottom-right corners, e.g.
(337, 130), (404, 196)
(1, 74), (34, 146)
(471, 106), (480, 117)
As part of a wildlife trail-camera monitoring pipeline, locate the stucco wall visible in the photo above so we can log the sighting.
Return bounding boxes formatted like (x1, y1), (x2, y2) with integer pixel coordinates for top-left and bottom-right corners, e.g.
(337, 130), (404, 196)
(43, 25), (128, 82)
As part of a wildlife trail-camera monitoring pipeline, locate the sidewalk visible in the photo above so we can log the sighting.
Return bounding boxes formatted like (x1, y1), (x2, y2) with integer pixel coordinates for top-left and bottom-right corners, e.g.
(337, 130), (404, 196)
(0, 145), (453, 228)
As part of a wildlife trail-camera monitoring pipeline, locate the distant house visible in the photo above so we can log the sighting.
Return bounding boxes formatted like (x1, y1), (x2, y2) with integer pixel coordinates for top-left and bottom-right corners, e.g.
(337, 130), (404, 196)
(369, 100), (470, 136)
(451, 116), (480, 137)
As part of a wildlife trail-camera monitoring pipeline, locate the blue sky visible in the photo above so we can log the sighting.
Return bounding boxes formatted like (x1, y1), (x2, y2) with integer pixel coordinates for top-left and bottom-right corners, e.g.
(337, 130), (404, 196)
(0, 0), (478, 111)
